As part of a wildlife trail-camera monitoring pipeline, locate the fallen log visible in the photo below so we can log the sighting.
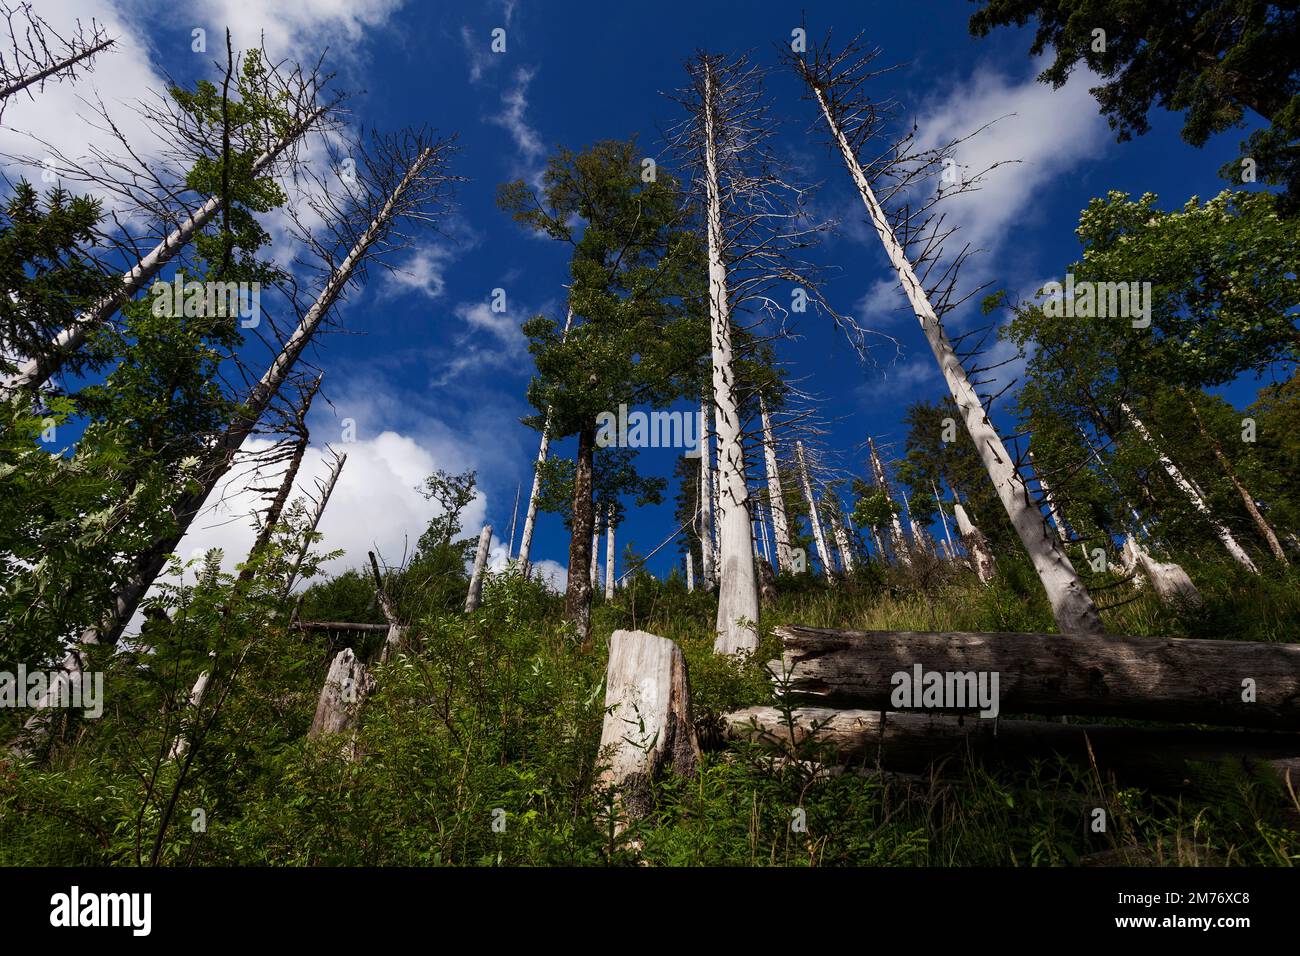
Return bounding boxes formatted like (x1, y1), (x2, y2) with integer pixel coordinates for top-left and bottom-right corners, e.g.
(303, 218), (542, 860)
(724, 706), (1300, 788)
(596, 629), (700, 821)
(772, 625), (1300, 730)
(293, 621), (390, 633)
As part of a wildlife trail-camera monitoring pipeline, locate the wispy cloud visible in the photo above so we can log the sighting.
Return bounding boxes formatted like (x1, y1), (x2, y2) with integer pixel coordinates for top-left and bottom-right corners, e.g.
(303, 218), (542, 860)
(488, 66), (546, 183)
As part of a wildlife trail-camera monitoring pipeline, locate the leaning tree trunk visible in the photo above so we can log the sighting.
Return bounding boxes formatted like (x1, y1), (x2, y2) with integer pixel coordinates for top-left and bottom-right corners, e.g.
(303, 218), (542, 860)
(2, 103), (330, 394)
(759, 397), (794, 572)
(1181, 391), (1287, 564)
(518, 305), (576, 575)
(811, 84), (1104, 636)
(0, 35), (117, 103)
(1120, 401), (1259, 573)
(565, 424), (597, 644)
(280, 451), (347, 600)
(702, 61), (759, 656)
(88, 146), (439, 648)
(931, 480), (958, 561)
(697, 399), (716, 592)
(795, 441), (834, 580)
(828, 506), (855, 573)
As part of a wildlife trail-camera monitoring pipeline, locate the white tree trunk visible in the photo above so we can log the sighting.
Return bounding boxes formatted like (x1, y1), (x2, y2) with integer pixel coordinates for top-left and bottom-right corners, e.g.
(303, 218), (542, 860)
(2, 104), (330, 394)
(814, 85), (1104, 635)
(830, 511), (855, 573)
(167, 657), (214, 761)
(869, 437), (911, 566)
(281, 451), (347, 599)
(518, 305), (576, 575)
(795, 441), (834, 581)
(931, 480), (958, 561)
(1120, 402), (1259, 573)
(698, 399), (716, 592)
(1029, 449), (1070, 544)
(1123, 535), (1202, 606)
(91, 147), (439, 647)
(604, 506), (615, 601)
(308, 647), (374, 747)
(465, 525), (492, 613)
(702, 62), (759, 655)
(590, 524), (600, 591)
(686, 551), (695, 592)
(954, 502), (997, 584)
(596, 630), (700, 822)
(760, 397), (794, 573)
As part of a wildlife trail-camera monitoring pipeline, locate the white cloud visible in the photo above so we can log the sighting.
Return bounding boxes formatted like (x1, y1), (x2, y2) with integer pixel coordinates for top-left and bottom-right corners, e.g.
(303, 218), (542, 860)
(908, 61), (1108, 266)
(191, 0), (406, 62)
(488, 66), (545, 182)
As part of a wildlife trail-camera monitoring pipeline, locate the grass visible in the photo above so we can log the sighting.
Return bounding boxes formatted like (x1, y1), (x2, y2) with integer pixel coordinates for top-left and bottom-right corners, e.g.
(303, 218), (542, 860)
(1, 552), (1297, 866)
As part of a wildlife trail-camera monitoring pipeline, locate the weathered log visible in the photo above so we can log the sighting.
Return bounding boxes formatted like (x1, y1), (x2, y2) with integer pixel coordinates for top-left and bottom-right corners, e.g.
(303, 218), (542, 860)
(308, 648), (375, 740)
(596, 629), (700, 820)
(293, 621), (391, 633)
(724, 706), (1300, 789)
(772, 625), (1300, 729)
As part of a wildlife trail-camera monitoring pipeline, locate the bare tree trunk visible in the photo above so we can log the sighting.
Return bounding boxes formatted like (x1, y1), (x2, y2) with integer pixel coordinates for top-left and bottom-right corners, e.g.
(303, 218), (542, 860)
(518, 305), (575, 575)
(868, 437), (911, 566)
(167, 655), (215, 761)
(505, 482), (521, 561)
(604, 506), (615, 601)
(87, 146), (441, 647)
(1181, 392), (1287, 564)
(2, 103), (330, 394)
(464, 525), (492, 613)
(760, 397), (794, 572)
(0, 36), (116, 102)
(565, 424), (597, 644)
(953, 502), (996, 584)
(1120, 401), (1259, 573)
(686, 551), (695, 592)
(280, 450), (346, 600)
(698, 399), (716, 592)
(308, 647), (374, 746)
(701, 61), (760, 655)
(931, 479), (958, 561)
(1123, 535), (1203, 606)
(811, 84), (1103, 635)
(829, 508), (855, 573)
(795, 440), (834, 580)
(1029, 449), (1070, 544)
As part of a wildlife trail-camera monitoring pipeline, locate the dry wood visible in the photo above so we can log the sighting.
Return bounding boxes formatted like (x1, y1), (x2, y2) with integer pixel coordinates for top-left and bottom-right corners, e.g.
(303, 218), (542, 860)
(308, 647), (374, 740)
(771, 625), (1300, 729)
(596, 630), (700, 820)
(724, 706), (1300, 788)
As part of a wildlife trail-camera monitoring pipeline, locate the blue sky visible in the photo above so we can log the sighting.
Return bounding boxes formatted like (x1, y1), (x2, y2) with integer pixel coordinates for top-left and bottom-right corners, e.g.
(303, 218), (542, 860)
(3, 0), (1278, 595)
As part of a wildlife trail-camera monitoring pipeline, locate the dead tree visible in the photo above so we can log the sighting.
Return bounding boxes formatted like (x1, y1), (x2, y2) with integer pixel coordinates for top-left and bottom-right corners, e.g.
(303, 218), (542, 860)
(795, 440), (834, 579)
(0, 3), (114, 114)
(280, 449), (347, 600)
(517, 303), (575, 575)
(788, 33), (1104, 635)
(85, 133), (455, 647)
(465, 525), (492, 613)
(697, 397), (716, 591)
(759, 395), (795, 573)
(1119, 401), (1258, 572)
(669, 52), (836, 655)
(1, 46), (337, 394)
(867, 436), (911, 566)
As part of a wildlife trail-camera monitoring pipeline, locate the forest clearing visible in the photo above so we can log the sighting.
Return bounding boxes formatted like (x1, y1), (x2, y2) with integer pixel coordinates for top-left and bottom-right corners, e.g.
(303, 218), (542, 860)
(0, 0), (1297, 922)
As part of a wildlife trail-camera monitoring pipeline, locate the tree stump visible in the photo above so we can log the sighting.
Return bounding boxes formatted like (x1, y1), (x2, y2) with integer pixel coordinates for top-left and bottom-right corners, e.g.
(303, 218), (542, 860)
(596, 629), (700, 821)
(309, 648), (375, 740)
